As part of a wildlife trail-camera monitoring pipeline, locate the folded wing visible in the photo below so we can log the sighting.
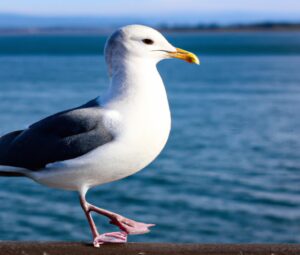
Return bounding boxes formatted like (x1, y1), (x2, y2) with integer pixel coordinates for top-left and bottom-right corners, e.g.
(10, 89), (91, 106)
(0, 102), (114, 171)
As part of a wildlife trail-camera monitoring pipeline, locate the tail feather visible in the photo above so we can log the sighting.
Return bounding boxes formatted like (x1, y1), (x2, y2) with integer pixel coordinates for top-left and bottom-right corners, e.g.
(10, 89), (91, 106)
(0, 130), (25, 177)
(0, 171), (24, 177)
(0, 166), (28, 177)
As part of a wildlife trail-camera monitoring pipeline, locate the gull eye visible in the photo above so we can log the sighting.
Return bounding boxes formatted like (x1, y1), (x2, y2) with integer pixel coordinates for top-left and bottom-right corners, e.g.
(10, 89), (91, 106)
(142, 38), (154, 45)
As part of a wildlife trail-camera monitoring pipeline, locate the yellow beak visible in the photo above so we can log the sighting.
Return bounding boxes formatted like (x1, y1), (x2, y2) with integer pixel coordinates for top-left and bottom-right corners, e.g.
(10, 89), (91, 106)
(168, 48), (200, 65)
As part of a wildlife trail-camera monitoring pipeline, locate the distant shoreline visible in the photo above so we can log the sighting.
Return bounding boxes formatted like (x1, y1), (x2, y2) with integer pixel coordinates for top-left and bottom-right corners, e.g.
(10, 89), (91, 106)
(1, 22), (300, 35)
(161, 22), (300, 32)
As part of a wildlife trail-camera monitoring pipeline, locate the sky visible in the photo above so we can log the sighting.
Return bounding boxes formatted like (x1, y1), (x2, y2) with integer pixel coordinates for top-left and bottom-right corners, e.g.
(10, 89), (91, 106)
(0, 0), (300, 24)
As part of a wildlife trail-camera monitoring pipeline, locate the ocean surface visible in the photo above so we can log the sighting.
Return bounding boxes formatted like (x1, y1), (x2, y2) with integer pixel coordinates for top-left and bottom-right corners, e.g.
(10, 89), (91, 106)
(0, 32), (300, 243)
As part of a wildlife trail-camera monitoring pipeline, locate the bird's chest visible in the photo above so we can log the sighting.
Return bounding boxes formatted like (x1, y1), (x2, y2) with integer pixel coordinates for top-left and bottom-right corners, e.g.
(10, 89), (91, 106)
(84, 75), (172, 183)
(120, 99), (171, 166)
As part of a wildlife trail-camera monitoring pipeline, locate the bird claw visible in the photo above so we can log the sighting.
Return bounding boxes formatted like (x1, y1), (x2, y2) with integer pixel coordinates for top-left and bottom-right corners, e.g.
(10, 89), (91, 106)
(110, 217), (155, 235)
(93, 231), (128, 247)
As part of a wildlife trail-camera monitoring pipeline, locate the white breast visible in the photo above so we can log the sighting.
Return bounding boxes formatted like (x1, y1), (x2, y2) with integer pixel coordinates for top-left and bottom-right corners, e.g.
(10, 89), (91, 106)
(118, 81), (171, 173)
(90, 71), (171, 186)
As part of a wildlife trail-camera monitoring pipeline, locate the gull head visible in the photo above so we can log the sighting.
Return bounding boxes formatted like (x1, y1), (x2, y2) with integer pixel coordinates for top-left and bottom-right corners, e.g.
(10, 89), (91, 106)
(104, 24), (199, 76)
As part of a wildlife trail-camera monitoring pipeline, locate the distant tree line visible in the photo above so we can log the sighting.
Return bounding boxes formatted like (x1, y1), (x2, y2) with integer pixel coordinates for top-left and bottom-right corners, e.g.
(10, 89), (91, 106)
(160, 22), (300, 31)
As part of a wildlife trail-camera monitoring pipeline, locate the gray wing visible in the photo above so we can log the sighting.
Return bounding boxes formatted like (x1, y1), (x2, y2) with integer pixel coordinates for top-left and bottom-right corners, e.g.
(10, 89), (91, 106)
(0, 99), (113, 171)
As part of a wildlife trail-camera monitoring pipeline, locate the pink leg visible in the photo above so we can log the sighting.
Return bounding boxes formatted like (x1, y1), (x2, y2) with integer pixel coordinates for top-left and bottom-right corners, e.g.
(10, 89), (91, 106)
(79, 194), (155, 247)
(79, 195), (127, 247)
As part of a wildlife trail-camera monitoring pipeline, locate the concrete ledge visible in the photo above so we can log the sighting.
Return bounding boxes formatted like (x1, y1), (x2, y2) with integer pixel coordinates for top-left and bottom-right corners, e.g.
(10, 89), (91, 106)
(0, 242), (300, 255)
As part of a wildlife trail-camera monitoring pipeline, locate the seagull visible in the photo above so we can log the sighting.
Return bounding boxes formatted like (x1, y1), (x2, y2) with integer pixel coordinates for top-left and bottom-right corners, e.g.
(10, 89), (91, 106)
(0, 25), (199, 247)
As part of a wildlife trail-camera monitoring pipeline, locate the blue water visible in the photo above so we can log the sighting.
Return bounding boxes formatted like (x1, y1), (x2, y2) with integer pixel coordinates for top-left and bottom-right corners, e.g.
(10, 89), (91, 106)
(0, 32), (300, 243)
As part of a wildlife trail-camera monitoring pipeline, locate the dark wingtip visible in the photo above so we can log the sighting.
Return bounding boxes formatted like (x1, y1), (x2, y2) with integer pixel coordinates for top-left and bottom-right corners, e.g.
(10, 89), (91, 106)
(0, 171), (25, 177)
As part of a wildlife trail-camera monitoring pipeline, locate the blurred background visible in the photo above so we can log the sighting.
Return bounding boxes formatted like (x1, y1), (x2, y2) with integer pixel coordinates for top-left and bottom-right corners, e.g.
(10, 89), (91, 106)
(0, 0), (300, 243)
